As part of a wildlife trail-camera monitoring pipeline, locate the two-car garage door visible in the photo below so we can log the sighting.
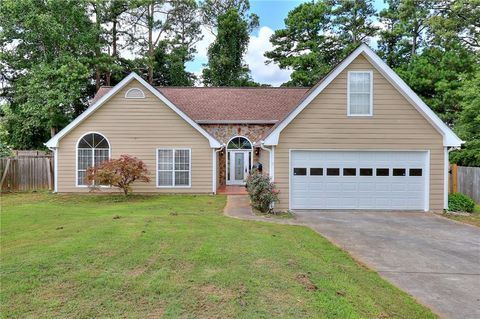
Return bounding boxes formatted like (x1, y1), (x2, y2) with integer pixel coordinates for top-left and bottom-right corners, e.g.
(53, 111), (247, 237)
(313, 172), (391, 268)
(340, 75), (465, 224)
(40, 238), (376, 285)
(290, 151), (428, 210)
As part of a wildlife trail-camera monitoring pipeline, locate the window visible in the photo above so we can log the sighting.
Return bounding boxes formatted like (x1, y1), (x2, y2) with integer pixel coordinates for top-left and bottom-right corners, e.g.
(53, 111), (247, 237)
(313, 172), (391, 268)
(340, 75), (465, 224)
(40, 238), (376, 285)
(343, 168), (356, 176)
(310, 168), (323, 176)
(125, 88), (145, 99)
(376, 168), (389, 176)
(409, 168), (423, 176)
(157, 149), (191, 187)
(293, 168), (307, 176)
(326, 168), (340, 176)
(348, 71), (372, 116)
(77, 133), (110, 186)
(360, 168), (373, 176)
(393, 168), (406, 176)
(227, 136), (252, 150)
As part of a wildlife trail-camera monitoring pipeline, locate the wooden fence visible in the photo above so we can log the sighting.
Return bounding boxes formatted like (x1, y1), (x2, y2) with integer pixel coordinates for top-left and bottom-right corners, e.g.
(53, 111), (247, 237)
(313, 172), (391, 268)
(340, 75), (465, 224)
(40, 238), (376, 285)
(0, 156), (54, 192)
(450, 164), (480, 203)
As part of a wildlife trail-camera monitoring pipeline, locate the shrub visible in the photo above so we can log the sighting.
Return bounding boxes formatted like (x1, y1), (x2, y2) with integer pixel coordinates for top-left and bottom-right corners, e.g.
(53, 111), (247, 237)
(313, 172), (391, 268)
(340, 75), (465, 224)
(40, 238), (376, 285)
(448, 193), (475, 212)
(86, 155), (150, 195)
(246, 169), (279, 213)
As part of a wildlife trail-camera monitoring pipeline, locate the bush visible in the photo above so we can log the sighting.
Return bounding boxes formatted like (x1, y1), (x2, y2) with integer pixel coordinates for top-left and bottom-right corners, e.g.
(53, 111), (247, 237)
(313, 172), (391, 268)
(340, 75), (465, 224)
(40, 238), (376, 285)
(86, 155), (150, 195)
(246, 169), (279, 213)
(448, 193), (475, 212)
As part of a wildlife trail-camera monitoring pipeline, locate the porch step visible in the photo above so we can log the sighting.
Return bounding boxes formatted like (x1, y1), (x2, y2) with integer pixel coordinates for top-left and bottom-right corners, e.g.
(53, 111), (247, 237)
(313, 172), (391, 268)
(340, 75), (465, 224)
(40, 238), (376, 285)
(217, 185), (248, 195)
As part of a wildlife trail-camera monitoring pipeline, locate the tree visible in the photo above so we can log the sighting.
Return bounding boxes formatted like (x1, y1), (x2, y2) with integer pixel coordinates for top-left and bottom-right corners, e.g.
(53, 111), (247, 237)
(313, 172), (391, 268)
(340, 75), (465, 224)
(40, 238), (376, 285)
(450, 67), (480, 167)
(200, 0), (258, 32)
(126, 0), (202, 84)
(377, 0), (410, 68)
(0, 0), (97, 148)
(330, 0), (377, 52)
(202, 8), (254, 86)
(86, 155), (151, 195)
(265, 0), (377, 86)
(396, 43), (476, 125)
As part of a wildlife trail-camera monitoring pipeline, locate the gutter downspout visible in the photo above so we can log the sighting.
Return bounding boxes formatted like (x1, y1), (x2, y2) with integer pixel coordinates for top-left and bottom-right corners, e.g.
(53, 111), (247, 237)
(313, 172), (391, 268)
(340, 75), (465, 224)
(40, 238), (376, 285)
(212, 145), (225, 194)
(45, 145), (58, 193)
(259, 142), (274, 182)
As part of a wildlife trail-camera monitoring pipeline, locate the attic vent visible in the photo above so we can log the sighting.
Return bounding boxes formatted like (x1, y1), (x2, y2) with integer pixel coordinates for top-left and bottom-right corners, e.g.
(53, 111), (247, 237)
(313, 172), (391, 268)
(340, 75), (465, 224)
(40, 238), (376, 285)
(125, 88), (145, 99)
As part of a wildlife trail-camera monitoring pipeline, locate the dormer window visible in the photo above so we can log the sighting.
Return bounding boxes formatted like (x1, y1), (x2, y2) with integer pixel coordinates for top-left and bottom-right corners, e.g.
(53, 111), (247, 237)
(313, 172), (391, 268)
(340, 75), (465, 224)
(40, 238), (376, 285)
(348, 71), (373, 116)
(125, 88), (145, 99)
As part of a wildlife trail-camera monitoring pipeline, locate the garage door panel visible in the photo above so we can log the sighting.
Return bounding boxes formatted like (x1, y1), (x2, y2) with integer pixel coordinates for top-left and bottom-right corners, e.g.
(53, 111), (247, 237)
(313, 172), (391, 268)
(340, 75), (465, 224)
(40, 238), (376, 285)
(291, 150), (427, 210)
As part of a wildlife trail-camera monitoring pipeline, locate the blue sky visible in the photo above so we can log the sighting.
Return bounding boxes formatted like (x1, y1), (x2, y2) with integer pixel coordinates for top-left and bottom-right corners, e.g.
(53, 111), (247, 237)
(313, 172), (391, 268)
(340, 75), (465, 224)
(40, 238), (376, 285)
(187, 0), (388, 86)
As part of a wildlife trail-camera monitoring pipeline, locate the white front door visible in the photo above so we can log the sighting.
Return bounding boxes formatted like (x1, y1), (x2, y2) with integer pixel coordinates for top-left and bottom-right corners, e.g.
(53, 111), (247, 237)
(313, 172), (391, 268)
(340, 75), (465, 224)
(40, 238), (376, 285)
(290, 150), (428, 210)
(227, 151), (250, 185)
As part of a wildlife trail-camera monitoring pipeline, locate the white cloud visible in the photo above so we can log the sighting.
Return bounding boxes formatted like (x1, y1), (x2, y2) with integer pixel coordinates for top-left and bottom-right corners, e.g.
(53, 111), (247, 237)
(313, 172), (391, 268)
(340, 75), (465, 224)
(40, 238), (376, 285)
(195, 26), (216, 60)
(246, 27), (292, 86)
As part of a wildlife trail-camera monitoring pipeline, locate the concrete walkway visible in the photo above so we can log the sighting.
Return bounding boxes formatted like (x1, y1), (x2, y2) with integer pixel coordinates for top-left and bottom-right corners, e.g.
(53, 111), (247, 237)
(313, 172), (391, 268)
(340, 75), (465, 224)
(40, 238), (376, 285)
(224, 195), (480, 319)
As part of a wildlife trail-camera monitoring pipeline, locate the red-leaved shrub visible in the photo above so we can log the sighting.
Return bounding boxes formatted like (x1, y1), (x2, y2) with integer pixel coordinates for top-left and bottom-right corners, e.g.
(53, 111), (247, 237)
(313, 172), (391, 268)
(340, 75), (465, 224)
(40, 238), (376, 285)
(86, 155), (150, 195)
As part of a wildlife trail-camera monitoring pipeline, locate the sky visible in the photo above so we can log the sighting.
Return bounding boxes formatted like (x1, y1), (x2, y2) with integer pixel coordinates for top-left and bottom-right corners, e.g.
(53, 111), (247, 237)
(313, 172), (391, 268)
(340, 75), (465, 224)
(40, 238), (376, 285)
(186, 0), (388, 86)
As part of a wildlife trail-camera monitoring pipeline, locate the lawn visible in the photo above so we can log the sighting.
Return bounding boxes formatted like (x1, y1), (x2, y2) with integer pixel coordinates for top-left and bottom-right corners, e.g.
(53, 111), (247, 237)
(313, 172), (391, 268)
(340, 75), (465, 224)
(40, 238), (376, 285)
(443, 203), (480, 227)
(0, 193), (435, 318)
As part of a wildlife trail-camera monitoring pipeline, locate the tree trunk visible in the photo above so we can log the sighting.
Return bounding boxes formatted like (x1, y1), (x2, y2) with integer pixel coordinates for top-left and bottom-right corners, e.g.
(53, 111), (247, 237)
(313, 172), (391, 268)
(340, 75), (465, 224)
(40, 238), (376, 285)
(106, 20), (118, 86)
(148, 4), (154, 84)
(50, 127), (56, 138)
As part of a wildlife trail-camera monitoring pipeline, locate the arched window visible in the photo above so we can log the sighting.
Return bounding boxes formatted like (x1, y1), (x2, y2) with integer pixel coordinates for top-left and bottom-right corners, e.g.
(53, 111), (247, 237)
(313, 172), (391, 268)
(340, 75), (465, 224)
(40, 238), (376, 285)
(77, 133), (110, 186)
(227, 136), (252, 150)
(125, 88), (145, 99)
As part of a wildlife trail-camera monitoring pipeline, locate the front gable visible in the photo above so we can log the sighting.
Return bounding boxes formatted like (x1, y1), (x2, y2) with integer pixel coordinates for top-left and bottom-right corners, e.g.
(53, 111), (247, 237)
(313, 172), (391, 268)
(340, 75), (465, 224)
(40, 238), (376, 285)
(45, 73), (221, 149)
(263, 44), (462, 147)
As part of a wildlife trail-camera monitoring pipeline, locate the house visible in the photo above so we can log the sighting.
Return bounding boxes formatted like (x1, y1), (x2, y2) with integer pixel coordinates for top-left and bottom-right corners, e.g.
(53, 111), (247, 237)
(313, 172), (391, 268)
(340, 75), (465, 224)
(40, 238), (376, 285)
(45, 44), (463, 212)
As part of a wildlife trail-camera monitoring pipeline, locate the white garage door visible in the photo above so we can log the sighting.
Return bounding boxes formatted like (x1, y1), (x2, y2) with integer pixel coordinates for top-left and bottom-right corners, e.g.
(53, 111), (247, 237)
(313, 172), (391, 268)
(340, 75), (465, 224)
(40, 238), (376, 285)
(290, 151), (428, 210)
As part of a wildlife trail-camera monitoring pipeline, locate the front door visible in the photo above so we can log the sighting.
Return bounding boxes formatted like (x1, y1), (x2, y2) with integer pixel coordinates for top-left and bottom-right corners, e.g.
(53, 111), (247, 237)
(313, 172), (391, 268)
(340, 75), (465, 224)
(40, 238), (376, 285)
(227, 151), (250, 185)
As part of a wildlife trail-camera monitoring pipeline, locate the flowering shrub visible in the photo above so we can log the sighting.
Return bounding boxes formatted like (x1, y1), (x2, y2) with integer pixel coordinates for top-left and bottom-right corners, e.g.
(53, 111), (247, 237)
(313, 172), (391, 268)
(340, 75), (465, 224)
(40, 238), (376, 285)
(86, 155), (150, 195)
(246, 169), (279, 213)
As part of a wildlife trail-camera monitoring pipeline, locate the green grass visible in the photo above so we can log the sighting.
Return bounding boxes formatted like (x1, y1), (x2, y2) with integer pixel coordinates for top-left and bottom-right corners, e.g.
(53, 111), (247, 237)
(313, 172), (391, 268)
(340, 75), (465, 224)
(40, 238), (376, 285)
(1, 193), (435, 318)
(444, 204), (480, 227)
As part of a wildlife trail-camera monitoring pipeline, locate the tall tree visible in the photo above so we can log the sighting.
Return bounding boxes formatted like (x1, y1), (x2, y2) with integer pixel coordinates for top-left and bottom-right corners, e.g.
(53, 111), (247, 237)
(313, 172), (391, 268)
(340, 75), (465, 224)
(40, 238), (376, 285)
(330, 0), (377, 51)
(200, 0), (258, 32)
(0, 0), (97, 148)
(377, 0), (409, 68)
(265, 0), (377, 86)
(202, 8), (254, 86)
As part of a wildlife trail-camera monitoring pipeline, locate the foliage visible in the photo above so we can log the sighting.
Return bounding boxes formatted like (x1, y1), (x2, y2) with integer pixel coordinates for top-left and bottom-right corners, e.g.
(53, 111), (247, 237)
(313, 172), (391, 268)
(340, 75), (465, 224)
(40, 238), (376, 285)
(448, 193), (475, 213)
(395, 44), (477, 125)
(86, 155), (150, 195)
(246, 169), (279, 213)
(0, 141), (13, 158)
(265, 0), (377, 86)
(202, 8), (254, 86)
(200, 0), (259, 32)
(450, 67), (480, 166)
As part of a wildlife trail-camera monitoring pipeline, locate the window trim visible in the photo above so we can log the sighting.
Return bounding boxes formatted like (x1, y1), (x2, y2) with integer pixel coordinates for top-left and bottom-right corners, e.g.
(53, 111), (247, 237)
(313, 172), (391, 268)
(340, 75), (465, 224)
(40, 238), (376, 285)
(125, 87), (145, 99)
(347, 70), (373, 117)
(75, 132), (111, 187)
(156, 148), (192, 188)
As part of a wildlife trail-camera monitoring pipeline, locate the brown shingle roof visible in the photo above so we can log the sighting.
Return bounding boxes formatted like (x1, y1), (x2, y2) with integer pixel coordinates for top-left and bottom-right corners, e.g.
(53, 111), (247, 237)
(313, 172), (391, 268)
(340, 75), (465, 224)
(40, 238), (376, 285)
(90, 86), (310, 123)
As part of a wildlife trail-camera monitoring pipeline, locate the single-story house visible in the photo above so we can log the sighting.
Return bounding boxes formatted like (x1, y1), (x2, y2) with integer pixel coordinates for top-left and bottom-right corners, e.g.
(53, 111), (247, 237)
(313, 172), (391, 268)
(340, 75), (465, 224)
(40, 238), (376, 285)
(45, 44), (463, 212)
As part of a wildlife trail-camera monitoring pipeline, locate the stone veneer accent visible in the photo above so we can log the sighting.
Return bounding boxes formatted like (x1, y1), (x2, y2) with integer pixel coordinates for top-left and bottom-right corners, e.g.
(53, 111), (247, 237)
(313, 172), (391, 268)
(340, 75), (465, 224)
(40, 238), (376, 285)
(201, 124), (273, 186)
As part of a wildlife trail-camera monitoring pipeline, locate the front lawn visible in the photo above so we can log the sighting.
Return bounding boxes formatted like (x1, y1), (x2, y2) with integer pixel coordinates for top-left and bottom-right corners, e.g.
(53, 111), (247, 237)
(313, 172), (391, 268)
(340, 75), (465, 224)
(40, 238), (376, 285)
(1, 193), (435, 318)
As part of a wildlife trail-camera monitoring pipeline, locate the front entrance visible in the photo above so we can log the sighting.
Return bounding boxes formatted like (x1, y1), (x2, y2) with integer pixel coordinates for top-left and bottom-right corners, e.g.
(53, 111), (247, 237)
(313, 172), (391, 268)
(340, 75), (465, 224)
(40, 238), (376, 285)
(226, 136), (252, 185)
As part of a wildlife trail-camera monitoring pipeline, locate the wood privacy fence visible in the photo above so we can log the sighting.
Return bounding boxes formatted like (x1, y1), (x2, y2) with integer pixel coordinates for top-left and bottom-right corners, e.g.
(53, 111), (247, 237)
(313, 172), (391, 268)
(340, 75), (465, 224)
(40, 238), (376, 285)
(0, 156), (54, 192)
(450, 164), (480, 203)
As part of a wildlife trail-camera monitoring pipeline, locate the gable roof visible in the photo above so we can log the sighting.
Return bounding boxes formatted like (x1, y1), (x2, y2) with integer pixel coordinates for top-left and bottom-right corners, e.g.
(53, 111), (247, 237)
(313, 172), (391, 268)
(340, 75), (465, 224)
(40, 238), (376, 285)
(45, 73), (222, 148)
(262, 44), (463, 147)
(89, 86), (309, 123)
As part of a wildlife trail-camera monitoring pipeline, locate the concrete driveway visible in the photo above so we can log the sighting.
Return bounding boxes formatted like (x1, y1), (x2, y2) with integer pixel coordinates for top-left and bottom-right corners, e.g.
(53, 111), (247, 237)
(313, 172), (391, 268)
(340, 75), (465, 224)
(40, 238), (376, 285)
(294, 211), (480, 319)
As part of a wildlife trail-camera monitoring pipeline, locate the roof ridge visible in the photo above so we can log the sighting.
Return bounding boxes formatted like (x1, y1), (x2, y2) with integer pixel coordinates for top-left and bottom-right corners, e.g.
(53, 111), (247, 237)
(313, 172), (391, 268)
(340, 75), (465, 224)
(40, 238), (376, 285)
(156, 86), (311, 89)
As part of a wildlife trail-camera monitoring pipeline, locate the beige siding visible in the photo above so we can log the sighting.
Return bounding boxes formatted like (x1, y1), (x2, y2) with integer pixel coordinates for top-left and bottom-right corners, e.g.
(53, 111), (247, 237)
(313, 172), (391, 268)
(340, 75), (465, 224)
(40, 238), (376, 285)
(57, 80), (213, 193)
(274, 54), (445, 212)
(258, 148), (270, 176)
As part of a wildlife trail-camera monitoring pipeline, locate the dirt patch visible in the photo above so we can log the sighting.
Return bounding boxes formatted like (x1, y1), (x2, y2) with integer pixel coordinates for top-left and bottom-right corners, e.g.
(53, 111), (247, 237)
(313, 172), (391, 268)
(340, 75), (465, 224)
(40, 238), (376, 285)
(287, 259), (299, 268)
(193, 284), (234, 319)
(128, 267), (146, 277)
(296, 273), (318, 291)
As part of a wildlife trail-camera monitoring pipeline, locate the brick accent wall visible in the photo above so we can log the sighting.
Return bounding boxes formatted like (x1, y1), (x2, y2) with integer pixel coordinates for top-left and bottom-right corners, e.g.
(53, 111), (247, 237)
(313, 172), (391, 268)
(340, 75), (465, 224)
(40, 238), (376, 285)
(201, 124), (273, 186)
